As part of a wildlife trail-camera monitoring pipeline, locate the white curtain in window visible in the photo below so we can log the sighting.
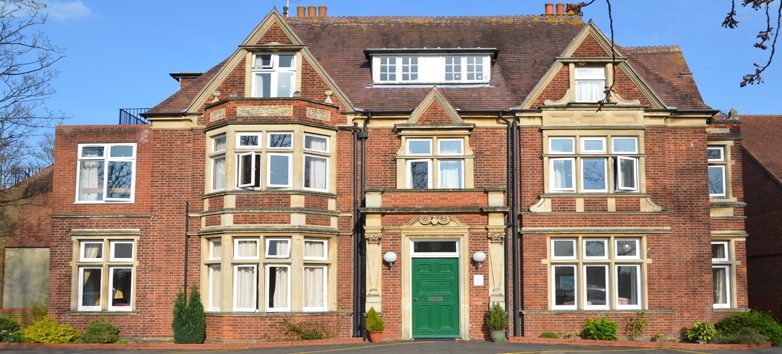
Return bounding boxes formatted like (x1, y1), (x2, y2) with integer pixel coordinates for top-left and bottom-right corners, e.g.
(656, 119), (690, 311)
(235, 266), (255, 310)
(551, 159), (573, 189)
(439, 160), (462, 188)
(81, 268), (102, 307)
(305, 156), (327, 190)
(210, 265), (222, 310)
(713, 267), (728, 304)
(307, 137), (327, 151)
(272, 267), (289, 309)
(79, 161), (104, 201)
(211, 241), (222, 260)
(304, 240), (325, 258)
(213, 157), (225, 190)
(576, 81), (605, 102)
(271, 240), (289, 257)
(237, 240), (257, 258)
(304, 266), (325, 309)
(84, 243), (101, 259)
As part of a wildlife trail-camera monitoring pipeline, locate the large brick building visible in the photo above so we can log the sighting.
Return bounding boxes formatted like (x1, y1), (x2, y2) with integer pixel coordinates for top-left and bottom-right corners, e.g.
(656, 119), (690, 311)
(37, 5), (748, 341)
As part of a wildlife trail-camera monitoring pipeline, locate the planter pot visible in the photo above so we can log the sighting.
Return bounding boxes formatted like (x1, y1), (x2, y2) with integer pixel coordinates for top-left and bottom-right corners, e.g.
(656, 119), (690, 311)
(368, 331), (383, 343)
(490, 329), (506, 342)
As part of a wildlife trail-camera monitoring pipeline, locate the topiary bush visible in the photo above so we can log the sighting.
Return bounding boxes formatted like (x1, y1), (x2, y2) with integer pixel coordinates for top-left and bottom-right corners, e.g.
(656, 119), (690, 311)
(365, 307), (384, 333)
(80, 317), (119, 343)
(539, 332), (559, 338)
(715, 310), (782, 345)
(19, 318), (80, 343)
(172, 284), (206, 344)
(583, 316), (618, 341)
(486, 302), (508, 331)
(687, 320), (717, 344)
(0, 317), (20, 333)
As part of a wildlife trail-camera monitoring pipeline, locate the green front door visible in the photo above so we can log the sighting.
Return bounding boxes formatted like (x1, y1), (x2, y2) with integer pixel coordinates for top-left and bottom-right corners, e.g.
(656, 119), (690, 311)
(412, 258), (459, 338)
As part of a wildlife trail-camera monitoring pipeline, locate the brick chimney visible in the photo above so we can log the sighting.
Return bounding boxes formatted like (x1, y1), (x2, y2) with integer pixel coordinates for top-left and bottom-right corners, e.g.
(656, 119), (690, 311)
(297, 6), (305, 17)
(308, 6), (316, 17)
(556, 3), (565, 14)
(318, 6), (327, 17)
(545, 3), (554, 15)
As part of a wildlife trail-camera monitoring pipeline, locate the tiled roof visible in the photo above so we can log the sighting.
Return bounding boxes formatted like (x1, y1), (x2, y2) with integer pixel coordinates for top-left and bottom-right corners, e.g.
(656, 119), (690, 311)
(621, 45), (711, 111)
(740, 115), (782, 181)
(145, 58), (228, 115)
(286, 15), (586, 111)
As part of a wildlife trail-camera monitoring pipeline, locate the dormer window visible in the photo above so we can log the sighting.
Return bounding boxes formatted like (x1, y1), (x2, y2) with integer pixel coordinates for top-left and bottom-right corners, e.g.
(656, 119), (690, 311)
(368, 49), (495, 85)
(575, 67), (606, 102)
(252, 53), (296, 98)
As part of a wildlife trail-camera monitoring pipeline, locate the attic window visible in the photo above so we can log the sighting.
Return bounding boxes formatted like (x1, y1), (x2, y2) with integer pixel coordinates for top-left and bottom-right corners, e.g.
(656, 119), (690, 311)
(251, 53), (296, 98)
(367, 49), (496, 85)
(575, 67), (606, 102)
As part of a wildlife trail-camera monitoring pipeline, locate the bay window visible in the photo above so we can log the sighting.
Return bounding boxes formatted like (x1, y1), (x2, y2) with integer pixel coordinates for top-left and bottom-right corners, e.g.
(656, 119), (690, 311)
(550, 236), (643, 310)
(76, 143), (136, 202)
(547, 135), (640, 193)
(303, 134), (328, 191)
(211, 135), (226, 191)
(252, 53), (296, 98)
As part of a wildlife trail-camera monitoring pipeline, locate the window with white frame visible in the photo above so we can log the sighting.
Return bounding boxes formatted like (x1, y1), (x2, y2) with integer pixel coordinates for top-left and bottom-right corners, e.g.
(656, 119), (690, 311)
(708, 146), (727, 198)
(575, 67), (606, 102)
(206, 235), (332, 313)
(211, 135), (226, 191)
(232, 132), (293, 189)
(712, 241), (732, 308)
(405, 138), (465, 189)
(547, 136), (640, 193)
(76, 144), (137, 202)
(252, 53), (296, 98)
(373, 54), (490, 84)
(550, 237), (643, 310)
(303, 134), (328, 191)
(76, 239), (135, 311)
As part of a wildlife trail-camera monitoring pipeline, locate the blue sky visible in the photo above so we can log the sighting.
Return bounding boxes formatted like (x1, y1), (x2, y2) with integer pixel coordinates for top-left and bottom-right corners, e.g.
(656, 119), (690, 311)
(39, 0), (781, 127)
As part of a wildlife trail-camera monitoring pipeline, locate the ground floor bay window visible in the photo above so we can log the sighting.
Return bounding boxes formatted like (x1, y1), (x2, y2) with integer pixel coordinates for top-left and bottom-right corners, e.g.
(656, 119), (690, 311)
(550, 236), (645, 310)
(203, 234), (333, 313)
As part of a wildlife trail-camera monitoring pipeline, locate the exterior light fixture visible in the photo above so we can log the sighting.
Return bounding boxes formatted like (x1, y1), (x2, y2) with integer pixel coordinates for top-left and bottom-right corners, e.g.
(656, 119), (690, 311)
(472, 251), (487, 269)
(383, 252), (397, 269)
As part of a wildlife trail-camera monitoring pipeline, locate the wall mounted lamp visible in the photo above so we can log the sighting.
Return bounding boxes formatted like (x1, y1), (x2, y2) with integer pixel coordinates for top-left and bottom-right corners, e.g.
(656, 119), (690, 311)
(472, 251), (486, 269)
(383, 252), (397, 269)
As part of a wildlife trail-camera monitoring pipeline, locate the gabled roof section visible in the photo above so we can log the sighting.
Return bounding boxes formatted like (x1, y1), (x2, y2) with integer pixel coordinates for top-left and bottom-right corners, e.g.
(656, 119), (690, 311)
(406, 87), (464, 125)
(740, 115), (782, 182)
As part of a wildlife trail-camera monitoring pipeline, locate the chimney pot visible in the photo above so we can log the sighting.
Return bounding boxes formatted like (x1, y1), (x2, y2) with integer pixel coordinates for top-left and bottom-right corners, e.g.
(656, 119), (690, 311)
(318, 6), (327, 17)
(297, 6), (305, 18)
(545, 3), (554, 15)
(556, 3), (565, 14)
(308, 6), (316, 18)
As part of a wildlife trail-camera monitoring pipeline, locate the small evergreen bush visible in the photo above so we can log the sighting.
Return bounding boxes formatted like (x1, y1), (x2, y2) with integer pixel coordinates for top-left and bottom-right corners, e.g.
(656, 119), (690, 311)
(625, 311), (650, 341)
(583, 316), (618, 341)
(0, 317), (20, 333)
(80, 317), (119, 343)
(1, 330), (22, 343)
(715, 310), (782, 345)
(712, 327), (769, 345)
(19, 318), (80, 343)
(687, 320), (717, 344)
(365, 307), (385, 333)
(171, 284), (206, 344)
(486, 302), (508, 331)
(539, 332), (559, 338)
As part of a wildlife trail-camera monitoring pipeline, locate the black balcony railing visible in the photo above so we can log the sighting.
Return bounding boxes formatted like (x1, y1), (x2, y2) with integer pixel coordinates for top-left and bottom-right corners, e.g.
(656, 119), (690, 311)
(119, 108), (151, 125)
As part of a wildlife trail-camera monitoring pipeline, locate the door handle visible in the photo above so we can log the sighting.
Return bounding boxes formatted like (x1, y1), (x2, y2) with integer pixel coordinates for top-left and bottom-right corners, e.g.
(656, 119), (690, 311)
(414, 298), (418, 301)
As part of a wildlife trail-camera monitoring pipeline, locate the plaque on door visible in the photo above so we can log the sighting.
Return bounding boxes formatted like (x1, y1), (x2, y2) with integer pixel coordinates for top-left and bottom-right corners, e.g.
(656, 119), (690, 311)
(428, 297), (443, 302)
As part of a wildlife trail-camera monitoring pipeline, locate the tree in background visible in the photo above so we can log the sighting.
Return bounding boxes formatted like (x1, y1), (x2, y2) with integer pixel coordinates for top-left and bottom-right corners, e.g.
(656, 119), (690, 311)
(0, 1), (66, 188)
(570, 0), (780, 87)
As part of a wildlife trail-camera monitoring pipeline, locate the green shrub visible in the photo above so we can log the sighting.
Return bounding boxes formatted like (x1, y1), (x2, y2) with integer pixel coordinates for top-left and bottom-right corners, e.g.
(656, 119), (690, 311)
(171, 284), (206, 344)
(365, 307), (384, 333)
(115, 339), (128, 344)
(1, 330), (22, 343)
(19, 318), (80, 343)
(715, 310), (782, 345)
(625, 311), (650, 341)
(687, 320), (717, 344)
(0, 317), (20, 333)
(80, 317), (119, 343)
(564, 331), (580, 339)
(583, 316), (618, 341)
(712, 327), (769, 345)
(486, 302), (508, 331)
(539, 332), (558, 338)
(281, 318), (329, 340)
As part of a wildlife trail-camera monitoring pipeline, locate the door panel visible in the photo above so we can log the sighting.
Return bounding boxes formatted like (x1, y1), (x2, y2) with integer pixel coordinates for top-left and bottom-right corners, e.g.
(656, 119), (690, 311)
(412, 258), (459, 338)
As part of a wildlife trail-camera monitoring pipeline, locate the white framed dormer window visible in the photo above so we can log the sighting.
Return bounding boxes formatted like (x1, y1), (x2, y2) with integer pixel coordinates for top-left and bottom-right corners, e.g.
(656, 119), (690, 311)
(76, 144), (137, 203)
(252, 53), (296, 98)
(546, 135), (641, 193)
(550, 236), (643, 310)
(211, 135), (226, 191)
(405, 138), (465, 189)
(708, 146), (727, 198)
(575, 67), (606, 102)
(372, 54), (490, 84)
(712, 241), (732, 308)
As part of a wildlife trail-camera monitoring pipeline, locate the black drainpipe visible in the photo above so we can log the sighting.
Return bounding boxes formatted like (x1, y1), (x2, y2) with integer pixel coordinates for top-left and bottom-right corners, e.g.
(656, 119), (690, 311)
(184, 201), (190, 304)
(498, 112), (512, 339)
(511, 119), (520, 337)
(358, 113), (370, 338)
(339, 122), (362, 337)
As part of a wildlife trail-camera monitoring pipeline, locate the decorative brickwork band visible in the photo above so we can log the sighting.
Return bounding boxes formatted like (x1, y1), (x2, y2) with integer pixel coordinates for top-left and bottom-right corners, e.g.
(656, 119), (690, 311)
(306, 107), (330, 121)
(487, 232), (505, 243)
(210, 108), (226, 121)
(365, 232), (382, 244)
(237, 105), (293, 117)
(418, 215), (450, 225)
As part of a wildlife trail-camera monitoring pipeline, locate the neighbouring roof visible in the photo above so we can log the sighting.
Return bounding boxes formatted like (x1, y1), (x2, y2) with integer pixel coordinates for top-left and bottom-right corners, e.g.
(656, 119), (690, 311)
(740, 115), (782, 182)
(147, 11), (712, 115)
